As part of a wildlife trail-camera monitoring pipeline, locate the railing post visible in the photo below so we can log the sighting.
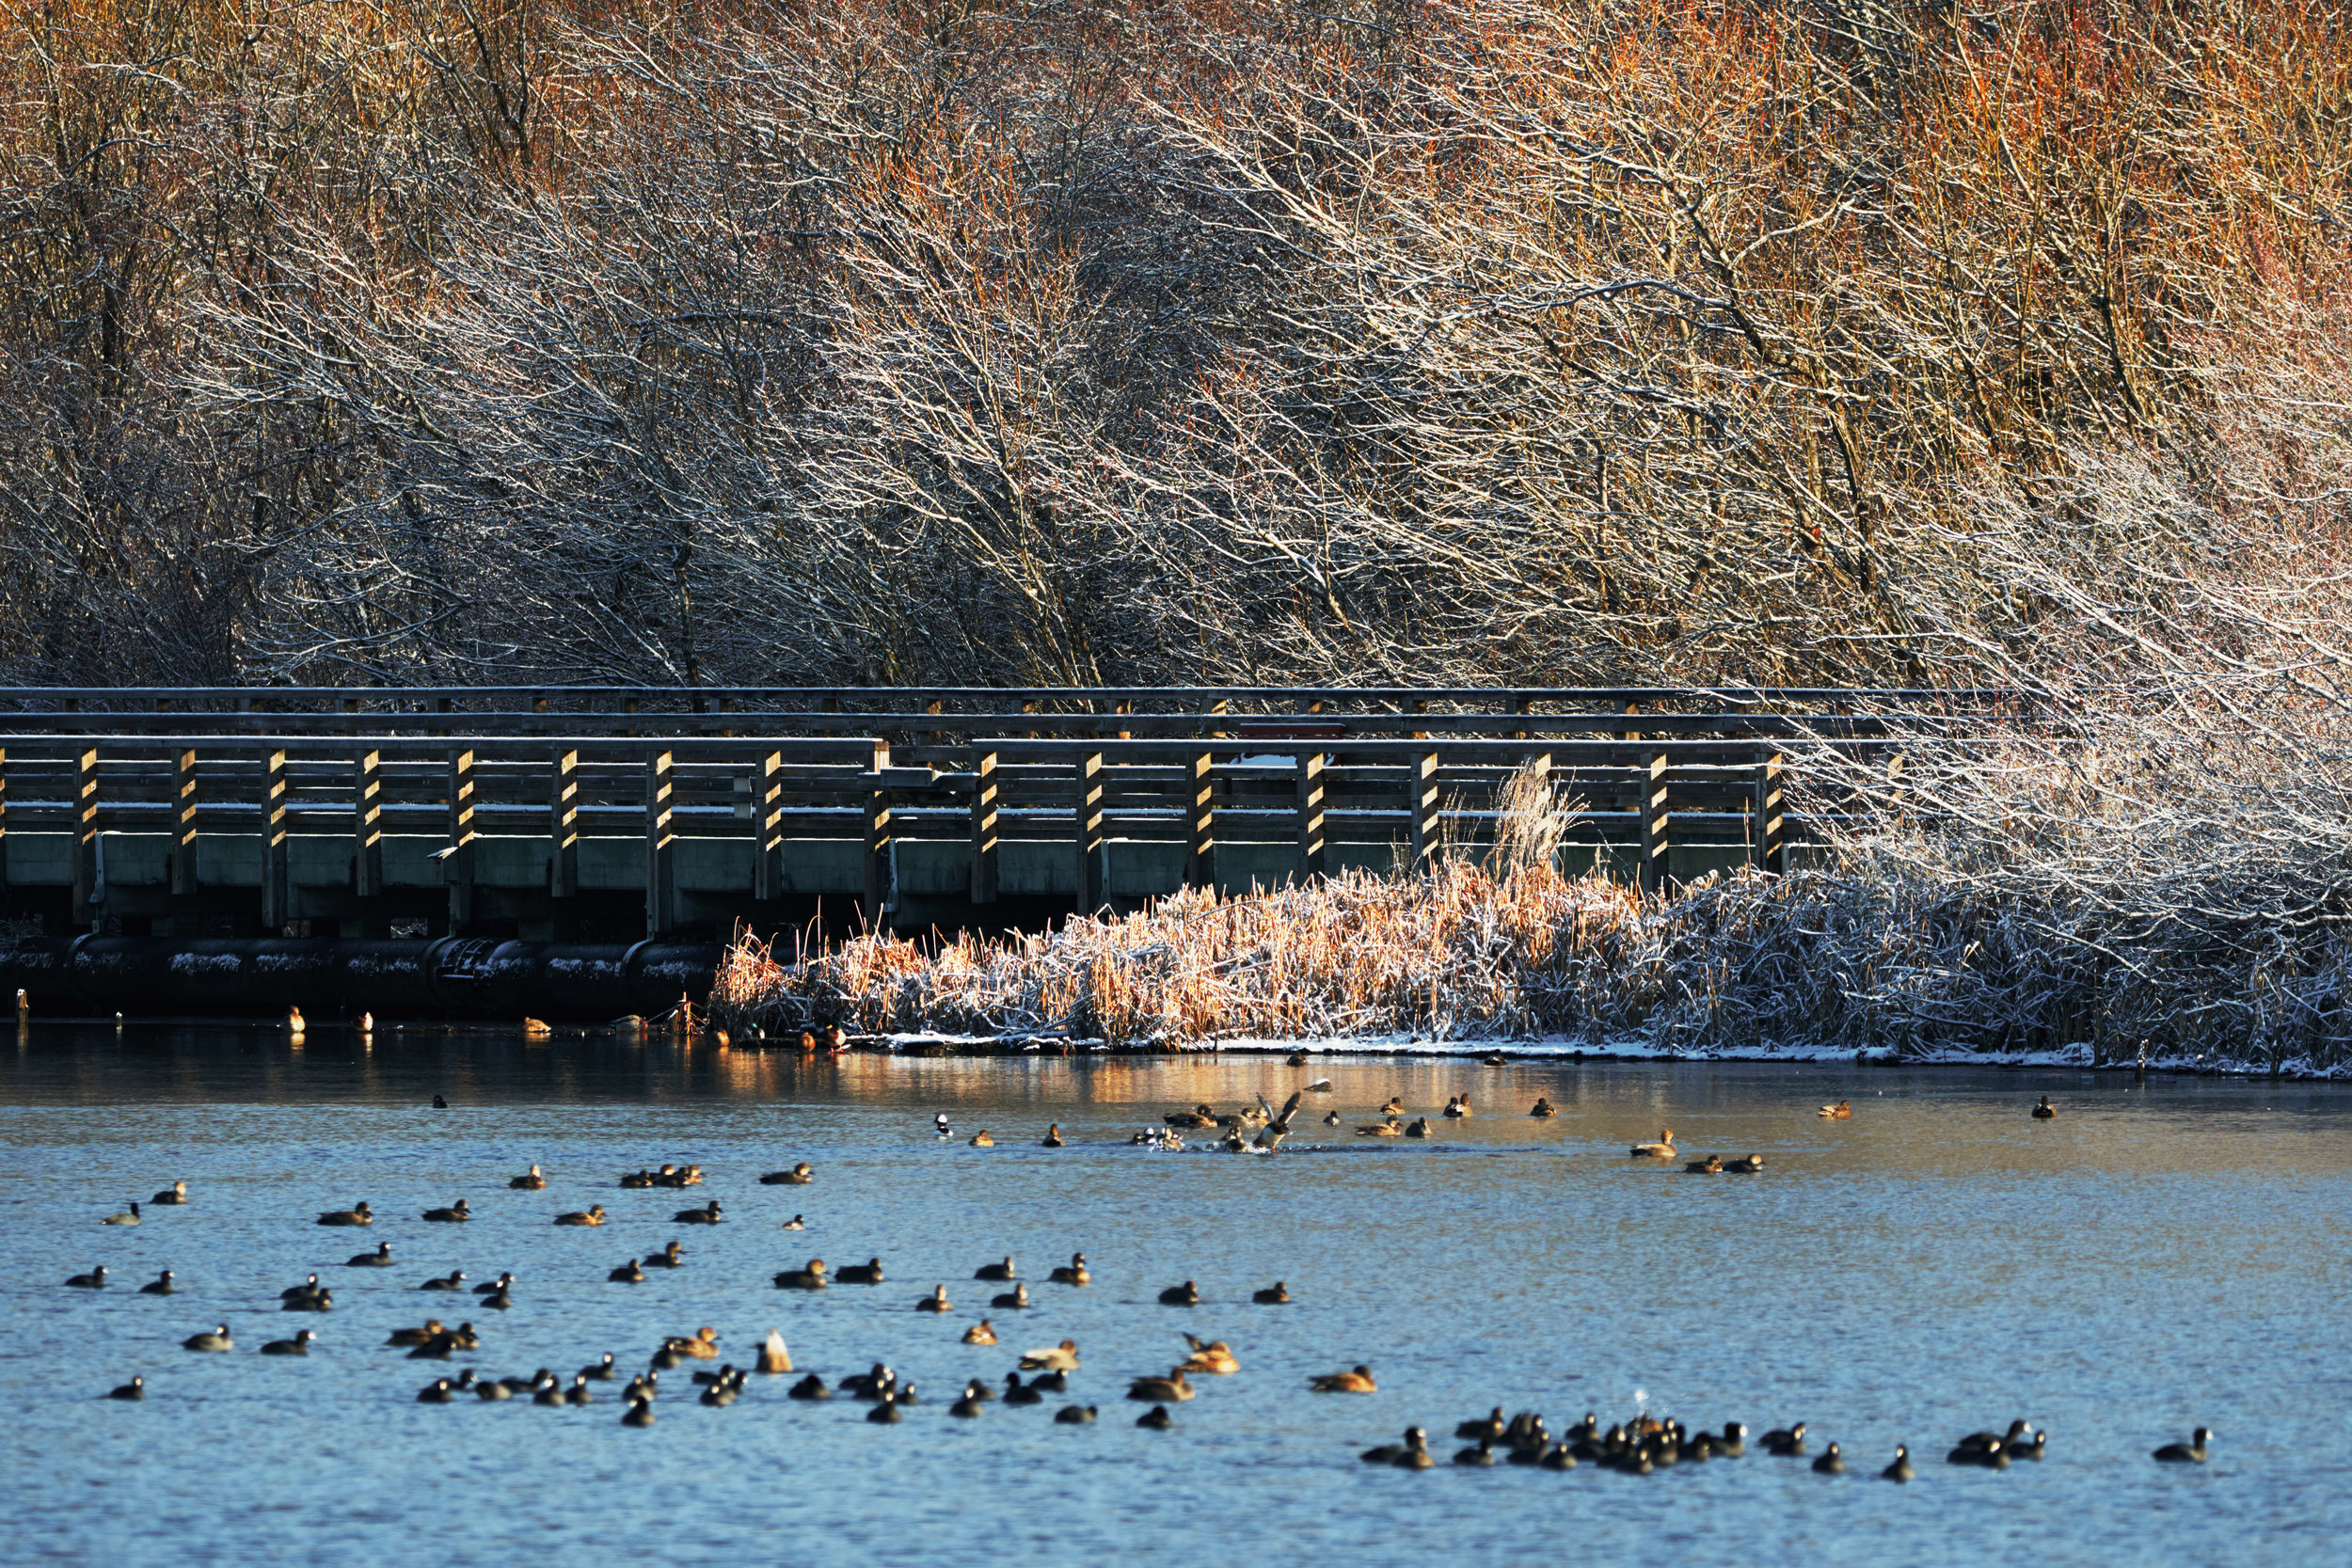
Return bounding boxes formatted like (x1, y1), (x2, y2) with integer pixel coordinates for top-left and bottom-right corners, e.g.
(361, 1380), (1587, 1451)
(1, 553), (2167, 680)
(353, 750), (381, 899)
(174, 748), (200, 896)
(1755, 752), (1786, 875)
(756, 750), (785, 902)
(1295, 749), (1326, 883)
(969, 745), (999, 904)
(443, 748), (475, 932)
(262, 749), (290, 932)
(1640, 750), (1670, 895)
(1186, 751), (1215, 891)
(0, 745), (9, 890)
(863, 739), (892, 926)
(645, 748), (675, 938)
(1073, 751), (1103, 914)
(549, 748), (579, 898)
(72, 748), (99, 927)
(1409, 750), (1440, 868)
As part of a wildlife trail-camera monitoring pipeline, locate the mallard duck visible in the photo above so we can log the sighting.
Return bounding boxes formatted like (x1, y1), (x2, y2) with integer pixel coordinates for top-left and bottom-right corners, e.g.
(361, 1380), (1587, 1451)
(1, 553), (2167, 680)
(1040, 1125), (1065, 1148)
(509, 1165), (548, 1189)
(103, 1201), (141, 1226)
(835, 1258), (884, 1285)
(916, 1285), (951, 1313)
(609, 1259), (646, 1284)
(1818, 1101), (1851, 1119)
(261, 1330), (316, 1357)
(1629, 1131), (1676, 1158)
(991, 1282), (1030, 1310)
(1357, 1117), (1403, 1137)
(183, 1324), (233, 1353)
(1157, 1280), (1199, 1306)
(346, 1243), (392, 1267)
(962, 1319), (999, 1345)
(774, 1259), (828, 1290)
(151, 1180), (189, 1206)
(2032, 1096), (2058, 1118)
(138, 1270), (174, 1295)
(968, 1130), (994, 1147)
(1126, 1370), (1194, 1402)
(554, 1206), (608, 1226)
(1310, 1365), (1377, 1393)
(316, 1201), (372, 1226)
(1047, 1252), (1089, 1286)
(1018, 1339), (1079, 1371)
(1529, 1098), (1557, 1117)
(1251, 1280), (1290, 1305)
(421, 1198), (470, 1223)
(758, 1163), (814, 1185)
(1179, 1336), (1239, 1375)
(2153, 1428), (2213, 1463)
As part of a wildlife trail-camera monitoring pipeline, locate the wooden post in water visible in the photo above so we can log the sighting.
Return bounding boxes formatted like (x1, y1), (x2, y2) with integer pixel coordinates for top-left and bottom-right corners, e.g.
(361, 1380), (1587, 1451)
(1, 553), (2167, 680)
(549, 749), (579, 899)
(174, 748), (201, 896)
(72, 748), (99, 926)
(1295, 749), (1326, 883)
(756, 751), (786, 902)
(644, 749), (675, 938)
(1640, 750), (1670, 895)
(1754, 752), (1785, 875)
(262, 749), (290, 932)
(969, 745), (999, 904)
(446, 748), (475, 933)
(1073, 752), (1104, 914)
(862, 739), (892, 926)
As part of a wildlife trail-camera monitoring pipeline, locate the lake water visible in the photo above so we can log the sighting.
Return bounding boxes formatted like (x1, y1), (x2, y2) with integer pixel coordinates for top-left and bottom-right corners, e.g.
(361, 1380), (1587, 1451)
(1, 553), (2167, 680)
(2, 1022), (2345, 1565)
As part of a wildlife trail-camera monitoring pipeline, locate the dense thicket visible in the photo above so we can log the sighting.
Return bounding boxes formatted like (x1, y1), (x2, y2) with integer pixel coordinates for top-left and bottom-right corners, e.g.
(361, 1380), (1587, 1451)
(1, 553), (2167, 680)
(4, 0), (2348, 690)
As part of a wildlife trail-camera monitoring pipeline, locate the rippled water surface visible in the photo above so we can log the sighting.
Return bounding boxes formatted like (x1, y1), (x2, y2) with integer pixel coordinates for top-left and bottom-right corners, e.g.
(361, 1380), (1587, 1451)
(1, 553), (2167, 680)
(3, 1023), (2346, 1565)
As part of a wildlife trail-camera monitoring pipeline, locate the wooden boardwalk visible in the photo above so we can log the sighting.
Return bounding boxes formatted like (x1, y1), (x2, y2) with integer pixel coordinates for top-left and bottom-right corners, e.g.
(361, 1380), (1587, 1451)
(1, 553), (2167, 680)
(0, 685), (2017, 942)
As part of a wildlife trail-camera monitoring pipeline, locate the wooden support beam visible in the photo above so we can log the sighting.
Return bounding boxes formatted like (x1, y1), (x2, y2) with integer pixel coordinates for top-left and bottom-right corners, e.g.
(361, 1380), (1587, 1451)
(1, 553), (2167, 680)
(1755, 752), (1786, 875)
(263, 749), (290, 932)
(1296, 750), (1327, 882)
(549, 749), (579, 898)
(173, 748), (200, 896)
(1074, 752), (1104, 913)
(645, 749), (675, 937)
(863, 739), (892, 925)
(969, 746), (999, 904)
(72, 748), (98, 926)
(756, 751), (786, 901)
(1640, 750), (1670, 895)
(1186, 752), (1215, 890)
(1408, 751), (1440, 868)
(446, 748), (475, 932)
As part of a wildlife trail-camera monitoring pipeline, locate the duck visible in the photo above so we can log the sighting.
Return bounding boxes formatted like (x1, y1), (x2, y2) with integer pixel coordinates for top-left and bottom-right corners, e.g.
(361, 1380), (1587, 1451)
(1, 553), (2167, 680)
(1454, 1439), (1498, 1465)
(316, 1201), (372, 1226)
(1403, 1117), (1433, 1138)
(1055, 1404), (1097, 1424)
(2153, 1428), (2213, 1463)
(621, 1397), (656, 1427)
(554, 1206), (608, 1226)
(347, 1243), (392, 1267)
(417, 1378), (455, 1403)
(279, 1274), (324, 1301)
(261, 1330), (317, 1357)
(385, 1320), (446, 1347)
(758, 1163), (814, 1185)
(107, 1376), (145, 1402)
(567, 1374), (596, 1406)
(1380, 1096), (1405, 1115)
(1812, 1442), (1846, 1474)
(1629, 1131), (1676, 1158)
(1136, 1404), (1174, 1430)
(1455, 1407), (1506, 1441)
(1357, 1117), (1403, 1137)
(1157, 1280), (1200, 1307)
(1127, 1370), (1194, 1402)
(103, 1201), (141, 1226)
(1166, 1104), (1217, 1129)
(975, 1257), (1017, 1281)
(416, 1269), (467, 1292)
(532, 1376), (566, 1406)
(64, 1265), (106, 1290)
(1310, 1366), (1377, 1394)
(2032, 1096), (2058, 1118)
(472, 1272), (516, 1296)
(1685, 1154), (1724, 1174)
(787, 1374), (832, 1401)
(479, 1281), (513, 1310)
(781, 1214), (805, 1229)
(835, 1258), (884, 1285)
(962, 1319), (999, 1345)
(151, 1180), (189, 1206)
(1393, 1429), (1436, 1468)
(950, 1388), (985, 1418)
(673, 1201), (723, 1225)
(1818, 1101), (1851, 1118)
(609, 1259), (646, 1284)
(1530, 1098), (1557, 1117)
(1252, 1280), (1291, 1304)
(1178, 1336), (1239, 1375)
(1003, 1372), (1044, 1406)
(1953, 1418), (2032, 1456)
(1713, 1421), (1748, 1457)
(2013, 1429), (2048, 1461)
(1882, 1444), (1915, 1481)
(956, 1376), (996, 1405)
(283, 1287), (334, 1312)
(933, 1114), (952, 1139)
(1362, 1427), (1421, 1464)
(842, 1365), (897, 1401)
(509, 1164), (548, 1189)
(1947, 1438), (2010, 1468)
(991, 1282), (1031, 1309)
(866, 1391), (906, 1424)
(1047, 1253), (1089, 1286)
(1323, 1110), (1342, 1125)
(655, 1164), (704, 1188)
(968, 1130), (995, 1147)
(1027, 1369), (1070, 1393)
(1041, 1125), (1065, 1148)
(182, 1324), (233, 1353)
(665, 1327), (722, 1360)
(421, 1198), (471, 1223)
(773, 1259), (828, 1290)
(476, 1378), (514, 1401)
(580, 1354), (617, 1381)
(643, 1241), (686, 1268)
(1761, 1421), (1807, 1456)
(619, 1169), (656, 1189)
(1019, 1339), (1080, 1371)
(1724, 1154), (1767, 1173)
(138, 1270), (175, 1296)
(916, 1285), (952, 1313)
(1442, 1095), (1471, 1117)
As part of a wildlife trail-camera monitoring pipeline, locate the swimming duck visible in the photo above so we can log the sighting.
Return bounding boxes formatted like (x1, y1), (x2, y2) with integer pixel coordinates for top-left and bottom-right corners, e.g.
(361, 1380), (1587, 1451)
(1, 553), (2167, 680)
(316, 1201), (372, 1227)
(619, 1169), (655, 1189)
(610, 1259), (646, 1284)
(479, 1281), (513, 1310)
(968, 1130), (994, 1147)
(183, 1324), (233, 1353)
(643, 1242), (686, 1268)
(472, 1273), (516, 1296)
(1818, 1101), (1851, 1118)
(1762, 1422), (1807, 1456)
(835, 1258), (884, 1285)
(103, 1201), (141, 1226)
(957, 1376), (996, 1405)
(658, 1164), (705, 1188)
(1041, 1125), (1065, 1148)
(1056, 1404), (1097, 1424)
(1178, 1336), (1239, 1375)
(1310, 1366), (1377, 1394)
(419, 1270), (468, 1292)
(934, 1114), (952, 1139)
(962, 1320), (999, 1346)
(107, 1376), (145, 1402)
(138, 1270), (174, 1296)
(1251, 1280), (1291, 1304)
(1442, 1095), (1471, 1118)
(787, 1374), (832, 1401)
(1953, 1419), (2031, 1455)
(2014, 1429), (2048, 1461)
(1357, 1117), (1403, 1137)
(386, 1320), (445, 1347)
(1380, 1097), (1404, 1115)
(262, 1330), (316, 1357)
(666, 1327), (722, 1360)
(621, 1397), (656, 1427)
(417, 1378), (455, 1403)
(1713, 1421), (1747, 1456)
(567, 1374), (596, 1406)
(1027, 1369), (1070, 1393)
(580, 1354), (617, 1381)
(1947, 1438), (2010, 1467)
(554, 1206), (608, 1226)
(476, 1378), (514, 1401)
(774, 1259), (828, 1290)
(1456, 1407), (1506, 1441)
(1530, 1098), (1557, 1117)
(2032, 1096), (2057, 1118)
(1880, 1443), (1914, 1481)
(421, 1198), (470, 1223)
(1018, 1339), (1079, 1371)
(2153, 1428), (2212, 1463)
(279, 1274), (324, 1301)
(347, 1243), (392, 1267)
(1361, 1428), (1418, 1463)
(1157, 1280), (1200, 1307)
(1454, 1438), (1497, 1465)
(673, 1201), (723, 1225)
(917, 1285), (952, 1312)
(976, 1257), (1017, 1281)
(822, 1025), (847, 1053)
(282, 1287), (333, 1312)
(65, 1265), (106, 1290)
(1685, 1154), (1724, 1174)
(533, 1377), (566, 1406)
(758, 1163), (815, 1185)
(509, 1164), (548, 1189)
(1812, 1442), (1846, 1474)
(1003, 1372), (1044, 1406)
(1127, 1370), (1194, 1402)
(949, 1388), (985, 1418)
(1136, 1404), (1174, 1430)
(991, 1282), (1031, 1310)
(1724, 1154), (1766, 1173)
(781, 1214), (805, 1230)
(1629, 1131), (1676, 1158)
(1403, 1117), (1433, 1139)
(1165, 1104), (1217, 1129)
(151, 1180), (189, 1206)
(1323, 1110), (1342, 1125)
(866, 1392), (906, 1424)
(1047, 1253), (1089, 1286)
